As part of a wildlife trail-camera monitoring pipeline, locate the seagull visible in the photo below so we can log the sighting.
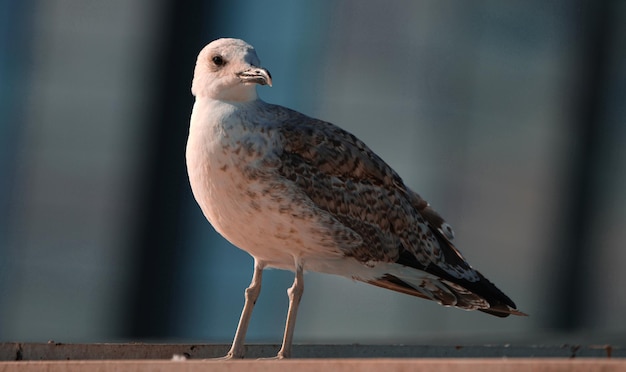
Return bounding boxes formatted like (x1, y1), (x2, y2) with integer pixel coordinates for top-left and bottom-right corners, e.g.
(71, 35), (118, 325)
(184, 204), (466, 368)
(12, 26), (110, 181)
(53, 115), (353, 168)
(186, 38), (526, 359)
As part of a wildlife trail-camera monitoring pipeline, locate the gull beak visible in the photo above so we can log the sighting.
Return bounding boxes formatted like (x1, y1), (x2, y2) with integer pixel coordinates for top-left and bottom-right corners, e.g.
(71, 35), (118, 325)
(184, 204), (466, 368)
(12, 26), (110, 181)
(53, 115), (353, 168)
(237, 67), (273, 87)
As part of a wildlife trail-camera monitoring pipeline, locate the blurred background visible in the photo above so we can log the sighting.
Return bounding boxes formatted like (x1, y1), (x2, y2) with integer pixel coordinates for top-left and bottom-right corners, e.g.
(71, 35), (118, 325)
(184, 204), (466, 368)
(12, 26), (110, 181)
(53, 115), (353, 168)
(1, 0), (625, 345)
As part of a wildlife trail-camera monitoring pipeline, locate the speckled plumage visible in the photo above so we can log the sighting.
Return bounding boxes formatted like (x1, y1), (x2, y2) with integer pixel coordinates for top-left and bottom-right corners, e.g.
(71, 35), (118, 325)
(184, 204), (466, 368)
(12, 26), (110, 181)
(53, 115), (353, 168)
(186, 38), (525, 359)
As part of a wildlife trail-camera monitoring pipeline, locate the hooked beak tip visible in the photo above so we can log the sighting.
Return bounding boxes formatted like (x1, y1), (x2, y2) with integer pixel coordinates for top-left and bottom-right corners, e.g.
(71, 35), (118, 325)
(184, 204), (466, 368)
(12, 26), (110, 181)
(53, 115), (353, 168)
(238, 67), (272, 87)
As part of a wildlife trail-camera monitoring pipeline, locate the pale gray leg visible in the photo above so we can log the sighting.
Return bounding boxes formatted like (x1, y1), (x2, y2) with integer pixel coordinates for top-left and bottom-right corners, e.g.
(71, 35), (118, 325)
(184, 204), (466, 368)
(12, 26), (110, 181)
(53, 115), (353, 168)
(224, 259), (264, 359)
(276, 258), (304, 359)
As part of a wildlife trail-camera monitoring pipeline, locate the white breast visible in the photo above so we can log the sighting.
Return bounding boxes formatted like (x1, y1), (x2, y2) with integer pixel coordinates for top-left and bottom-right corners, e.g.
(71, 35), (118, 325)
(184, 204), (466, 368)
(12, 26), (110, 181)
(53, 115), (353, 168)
(186, 99), (344, 269)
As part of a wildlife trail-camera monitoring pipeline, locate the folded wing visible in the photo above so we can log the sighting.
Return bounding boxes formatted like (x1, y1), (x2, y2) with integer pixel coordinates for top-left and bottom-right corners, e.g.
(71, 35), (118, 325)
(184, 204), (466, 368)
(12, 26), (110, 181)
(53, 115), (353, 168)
(271, 104), (525, 316)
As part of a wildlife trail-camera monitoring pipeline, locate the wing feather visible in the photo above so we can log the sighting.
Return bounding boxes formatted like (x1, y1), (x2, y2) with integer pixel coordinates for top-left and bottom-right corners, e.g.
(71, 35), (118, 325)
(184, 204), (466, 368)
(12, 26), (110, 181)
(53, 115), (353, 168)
(267, 104), (523, 316)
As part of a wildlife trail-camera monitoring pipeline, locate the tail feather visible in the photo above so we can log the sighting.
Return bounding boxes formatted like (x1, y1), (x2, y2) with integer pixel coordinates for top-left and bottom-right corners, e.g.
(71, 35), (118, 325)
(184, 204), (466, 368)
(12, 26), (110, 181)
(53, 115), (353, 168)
(405, 190), (526, 316)
(387, 224), (526, 317)
(367, 271), (526, 317)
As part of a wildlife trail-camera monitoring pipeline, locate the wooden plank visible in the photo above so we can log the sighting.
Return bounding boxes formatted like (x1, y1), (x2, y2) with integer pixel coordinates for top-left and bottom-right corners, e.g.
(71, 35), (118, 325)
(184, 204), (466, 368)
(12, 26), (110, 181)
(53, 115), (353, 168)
(0, 343), (621, 360)
(1, 359), (626, 372)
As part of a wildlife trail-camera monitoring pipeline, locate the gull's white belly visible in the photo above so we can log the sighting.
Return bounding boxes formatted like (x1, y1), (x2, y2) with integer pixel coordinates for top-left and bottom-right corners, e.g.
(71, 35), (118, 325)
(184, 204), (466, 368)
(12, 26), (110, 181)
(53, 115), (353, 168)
(186, 115), (343, 269)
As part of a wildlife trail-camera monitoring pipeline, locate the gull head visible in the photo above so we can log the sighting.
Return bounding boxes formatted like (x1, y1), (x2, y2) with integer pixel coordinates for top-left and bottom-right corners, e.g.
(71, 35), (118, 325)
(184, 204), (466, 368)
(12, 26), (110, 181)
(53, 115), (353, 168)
(192, 38), (272, 102)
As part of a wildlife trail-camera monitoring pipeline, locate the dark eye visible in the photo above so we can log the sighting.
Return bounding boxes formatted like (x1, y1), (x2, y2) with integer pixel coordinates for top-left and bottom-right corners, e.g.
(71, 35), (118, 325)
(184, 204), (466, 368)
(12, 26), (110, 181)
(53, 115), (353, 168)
(212, 55), (225, 66)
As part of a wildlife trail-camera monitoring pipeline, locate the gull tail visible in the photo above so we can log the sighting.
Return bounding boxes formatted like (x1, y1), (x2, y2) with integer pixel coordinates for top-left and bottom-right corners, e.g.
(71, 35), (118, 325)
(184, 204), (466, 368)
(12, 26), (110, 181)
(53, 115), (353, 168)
(367, 269), (527, 317)
(363, 223), (527, 317)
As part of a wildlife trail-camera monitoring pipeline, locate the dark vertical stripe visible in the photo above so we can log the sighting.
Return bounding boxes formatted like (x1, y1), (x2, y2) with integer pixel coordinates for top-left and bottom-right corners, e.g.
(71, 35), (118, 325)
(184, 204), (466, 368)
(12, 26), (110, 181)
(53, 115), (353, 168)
(124, 0), (214, 339)
(547, 0), (614, 331)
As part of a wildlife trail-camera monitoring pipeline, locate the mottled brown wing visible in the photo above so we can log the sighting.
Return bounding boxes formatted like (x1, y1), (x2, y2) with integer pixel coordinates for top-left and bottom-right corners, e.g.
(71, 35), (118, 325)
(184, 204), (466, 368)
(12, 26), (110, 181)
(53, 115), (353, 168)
(269, 104), (522, 315)
(272, 105), (449, 267)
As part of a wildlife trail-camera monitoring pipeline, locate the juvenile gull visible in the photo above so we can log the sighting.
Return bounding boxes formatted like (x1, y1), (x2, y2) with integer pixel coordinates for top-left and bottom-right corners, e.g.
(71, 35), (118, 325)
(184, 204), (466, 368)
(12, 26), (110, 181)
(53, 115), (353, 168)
(186, 38), (526, 359)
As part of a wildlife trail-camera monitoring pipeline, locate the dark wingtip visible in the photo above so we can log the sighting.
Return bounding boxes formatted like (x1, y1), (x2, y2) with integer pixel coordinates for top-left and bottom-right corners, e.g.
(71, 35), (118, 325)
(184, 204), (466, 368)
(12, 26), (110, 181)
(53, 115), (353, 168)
(480, 306), (528, 317)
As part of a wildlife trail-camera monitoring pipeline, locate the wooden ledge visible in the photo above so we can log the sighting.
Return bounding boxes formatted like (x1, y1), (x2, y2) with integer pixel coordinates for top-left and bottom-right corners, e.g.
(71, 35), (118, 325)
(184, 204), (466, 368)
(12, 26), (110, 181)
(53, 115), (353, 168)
(0, 343), (621, 360)
(1, 358), (625, 372)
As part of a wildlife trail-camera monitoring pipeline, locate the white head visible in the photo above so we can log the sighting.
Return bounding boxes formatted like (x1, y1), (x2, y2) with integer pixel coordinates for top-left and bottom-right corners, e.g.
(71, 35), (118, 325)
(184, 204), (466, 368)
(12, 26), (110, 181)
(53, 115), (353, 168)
(191, 38), (272, 102)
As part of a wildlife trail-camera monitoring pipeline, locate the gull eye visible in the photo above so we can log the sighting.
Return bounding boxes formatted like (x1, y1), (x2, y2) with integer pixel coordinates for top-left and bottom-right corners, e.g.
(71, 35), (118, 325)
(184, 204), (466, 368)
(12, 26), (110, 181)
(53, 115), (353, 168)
(212, 55), (225, 66)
